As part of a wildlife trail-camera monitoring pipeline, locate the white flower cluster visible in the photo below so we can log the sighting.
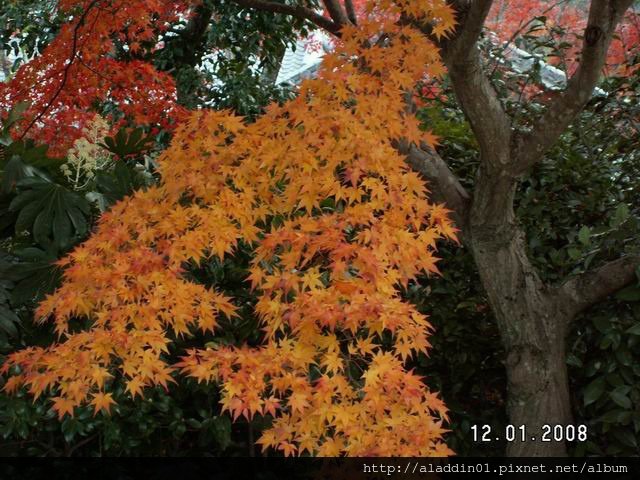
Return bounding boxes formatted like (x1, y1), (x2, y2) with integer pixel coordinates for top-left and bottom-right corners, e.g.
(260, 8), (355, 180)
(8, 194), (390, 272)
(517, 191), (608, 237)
(61, 115), (112, 190)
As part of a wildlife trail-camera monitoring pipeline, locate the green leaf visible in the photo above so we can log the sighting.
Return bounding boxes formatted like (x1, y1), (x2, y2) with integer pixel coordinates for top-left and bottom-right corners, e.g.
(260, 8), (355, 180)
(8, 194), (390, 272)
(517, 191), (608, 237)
(93, 161), (147, 207)
(186, 418), (202, 429)
(1, 155), (30, 194)
(15, 199), (43, 234)
(592, 316), (611, 334)
(0, 305), (20, 337)
(100, 127), (153, 158)
(67, 207), (88, 237)
(577, 225), (590, 245)
(610, 203), (629, 228)
(583, 377), (606, 406)
(566, 354), (582, 367)
(615, 286), (640, 302)
(625, 323), (640, 336)
(614, 347), (633, 366)
(53, 194), (73, 249)
(0, 249), (61, 307)
(609, 388), (632, 409)
(612, 428), (638, 448)
(9, 188), (43, 211)
(211, 416), (231, 450)
(33, 208), (54, 247)
(10, 178), (90, 248)
(2, 139), (60, 184)
(598, 409), (628, 423)
(0, 198), (17, 233)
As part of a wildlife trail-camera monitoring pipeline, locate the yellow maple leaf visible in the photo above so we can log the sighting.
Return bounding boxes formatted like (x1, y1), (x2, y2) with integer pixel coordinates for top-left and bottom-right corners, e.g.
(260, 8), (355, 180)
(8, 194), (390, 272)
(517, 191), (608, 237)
(90, 391), (116, 415)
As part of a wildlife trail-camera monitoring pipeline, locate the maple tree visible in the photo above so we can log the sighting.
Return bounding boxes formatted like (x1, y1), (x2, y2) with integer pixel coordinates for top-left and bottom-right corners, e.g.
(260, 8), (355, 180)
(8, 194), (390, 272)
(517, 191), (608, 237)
(2, 0), (639, 459)
(487, 0), (640, 75)
(1, 0), (459, 457)
(0, 0), (192, 154)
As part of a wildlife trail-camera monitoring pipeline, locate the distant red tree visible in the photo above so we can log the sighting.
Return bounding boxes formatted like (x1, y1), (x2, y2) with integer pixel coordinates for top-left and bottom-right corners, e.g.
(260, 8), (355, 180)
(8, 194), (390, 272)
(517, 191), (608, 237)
(487, 0), (639, 76)
(0, 0), (191, 155)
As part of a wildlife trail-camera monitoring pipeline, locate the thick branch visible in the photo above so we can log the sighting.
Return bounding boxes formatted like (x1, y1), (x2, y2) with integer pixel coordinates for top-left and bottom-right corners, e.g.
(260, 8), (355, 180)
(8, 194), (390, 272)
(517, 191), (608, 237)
(395, 93), (471, 235)
(557, 255), (640, 318)
(344, 0), (357, 25)
(444, 0), (495, 57)
(512, 0), (634, 174)
(440, 1), (512, 169)
(178, 2), (215, 67)
(398, 139), (471, 235)
(231, 0), (343, 35)
(159, 2), (215, 105)
(322, 0), (350, 26)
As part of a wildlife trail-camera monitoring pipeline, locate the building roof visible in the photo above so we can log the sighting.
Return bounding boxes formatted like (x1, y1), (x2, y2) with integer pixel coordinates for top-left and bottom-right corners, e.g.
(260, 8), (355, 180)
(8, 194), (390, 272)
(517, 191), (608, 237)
(275, 33), (330, 85)
(275, 31), (605, 95)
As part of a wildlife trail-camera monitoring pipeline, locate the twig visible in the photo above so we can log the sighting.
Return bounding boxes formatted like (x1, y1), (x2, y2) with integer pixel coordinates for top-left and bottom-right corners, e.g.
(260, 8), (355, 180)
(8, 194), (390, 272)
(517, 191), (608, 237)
(19, 0), (102, 140)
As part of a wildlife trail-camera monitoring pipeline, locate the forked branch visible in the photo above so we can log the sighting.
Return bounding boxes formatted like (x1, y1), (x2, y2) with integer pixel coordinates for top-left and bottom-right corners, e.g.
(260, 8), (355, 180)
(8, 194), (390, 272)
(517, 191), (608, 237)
(558, 255), (640, 318)
(231, 0), (344, 35)
(439, 1), (512, 169)
(512, 0), (635, 174)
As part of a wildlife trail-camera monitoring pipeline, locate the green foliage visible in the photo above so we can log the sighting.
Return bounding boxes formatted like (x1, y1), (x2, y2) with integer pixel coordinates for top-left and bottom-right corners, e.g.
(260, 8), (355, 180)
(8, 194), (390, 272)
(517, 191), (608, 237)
(569, 299), (640, 456)
(406, 245), (508, 456)
(100, 127), (154, 159)
(152, 0), (303, 114)
(10, 177), (90, 250)
(0, 380), (238, 456)
(91, 161), (151, 210)
(0, 247), (61, 310)
(0, 271), (20, 351)
(0, 0), (62, 73)
(517, 79), (640, 284)
(515, 72), (640, 456)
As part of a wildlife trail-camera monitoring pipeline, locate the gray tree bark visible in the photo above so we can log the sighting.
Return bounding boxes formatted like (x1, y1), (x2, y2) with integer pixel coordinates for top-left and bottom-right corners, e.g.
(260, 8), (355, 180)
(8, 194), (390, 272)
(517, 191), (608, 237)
(468, 165), (573, 456)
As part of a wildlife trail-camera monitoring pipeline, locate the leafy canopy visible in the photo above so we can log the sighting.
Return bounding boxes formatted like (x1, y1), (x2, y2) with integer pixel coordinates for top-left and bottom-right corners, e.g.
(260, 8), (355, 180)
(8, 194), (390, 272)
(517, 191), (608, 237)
(2, 0), (458, 456)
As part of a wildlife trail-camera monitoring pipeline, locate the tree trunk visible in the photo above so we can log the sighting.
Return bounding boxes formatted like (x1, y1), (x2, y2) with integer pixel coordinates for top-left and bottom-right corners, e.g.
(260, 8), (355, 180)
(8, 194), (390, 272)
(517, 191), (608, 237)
(259, 41), (287, 87)
(468, 166), (573, 456)
(0, 48), (11, 81)
(161, 3), (215, 108)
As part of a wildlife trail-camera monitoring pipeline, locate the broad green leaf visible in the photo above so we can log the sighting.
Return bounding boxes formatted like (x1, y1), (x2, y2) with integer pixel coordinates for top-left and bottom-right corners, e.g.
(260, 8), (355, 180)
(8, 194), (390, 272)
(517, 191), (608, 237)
(609, 388), (632, 409)
(9, 178), (90, 248)
(612, 428), (638, 448)
(625, 323), (640, 336)
(1, 155), (30, 194)
(577, 225), (590, 245)
(0, 305), (20, 337)
(0, 251), (62, 307)
(615, 286), (640, 302)
(100, 127), (153, 158)
(583, 377), (606, 406)
(610, 203), (629, 228)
